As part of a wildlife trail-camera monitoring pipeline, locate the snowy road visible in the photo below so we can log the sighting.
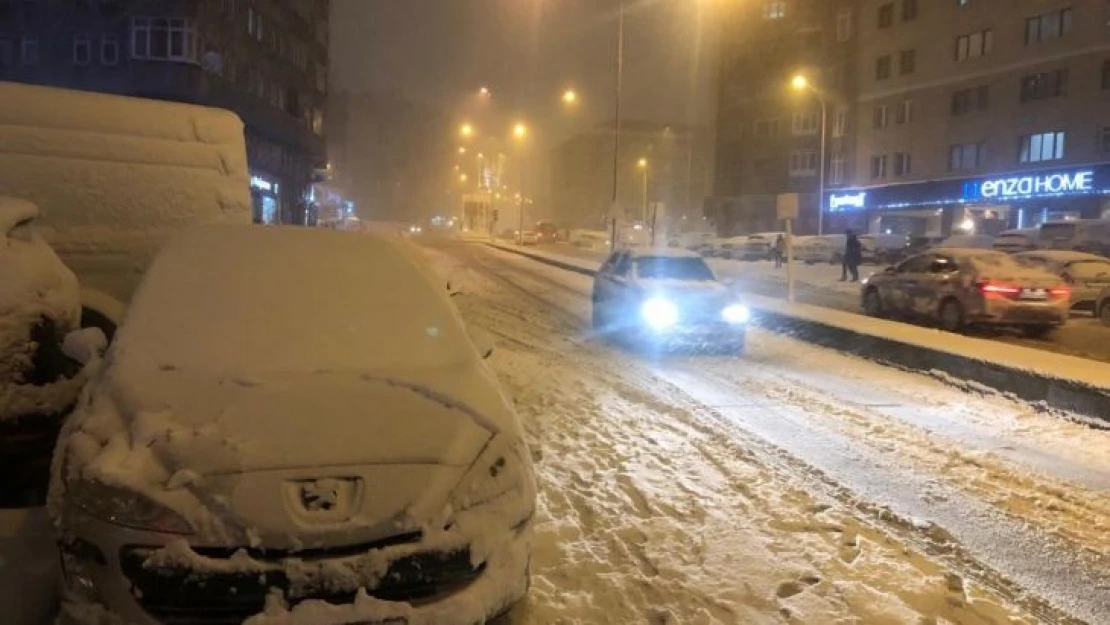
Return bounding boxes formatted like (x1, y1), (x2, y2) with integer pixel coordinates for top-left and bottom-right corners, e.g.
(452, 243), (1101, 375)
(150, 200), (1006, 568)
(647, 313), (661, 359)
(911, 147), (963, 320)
(427, 241), (1110, 625)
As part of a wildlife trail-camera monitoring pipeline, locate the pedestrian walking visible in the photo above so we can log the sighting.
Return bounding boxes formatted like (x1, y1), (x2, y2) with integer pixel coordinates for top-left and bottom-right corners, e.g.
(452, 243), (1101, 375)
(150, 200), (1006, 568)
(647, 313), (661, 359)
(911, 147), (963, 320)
(841, 229), (862, 282)
(773, 234), (785, 268)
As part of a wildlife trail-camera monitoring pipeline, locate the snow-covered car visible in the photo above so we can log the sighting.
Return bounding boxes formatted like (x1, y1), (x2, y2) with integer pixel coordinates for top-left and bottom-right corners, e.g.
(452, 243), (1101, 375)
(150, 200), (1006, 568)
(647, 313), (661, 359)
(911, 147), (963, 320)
(1013, 250), (1110, 312)
(858, 234), (909, 264)
(50, 226), (537, 625)
(1097, 287), (1110, 326)
(517, 230), (538, 245)
(736, 232), (785, 261)
(993, 228), (1040, 253)
(795, 234), (847, 265)
(591, 249), (750, 352)
(0, 197), (90, 507)
(861, 248), (1070, 337)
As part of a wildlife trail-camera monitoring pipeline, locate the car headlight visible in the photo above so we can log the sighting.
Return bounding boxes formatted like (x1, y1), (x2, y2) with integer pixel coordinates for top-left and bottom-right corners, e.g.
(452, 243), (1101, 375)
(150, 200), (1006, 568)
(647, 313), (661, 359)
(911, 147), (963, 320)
(641, 297), (679, 330)
(451, 436), (535, 530)
(722, 304), (751, 324)
(68, 480), (193, 535)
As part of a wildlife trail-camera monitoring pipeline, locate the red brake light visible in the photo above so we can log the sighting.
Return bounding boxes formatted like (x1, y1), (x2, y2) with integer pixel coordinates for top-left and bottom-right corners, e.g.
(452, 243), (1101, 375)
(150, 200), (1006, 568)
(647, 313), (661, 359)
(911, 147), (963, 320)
(978, 281), (1021, 298)
(1048, 286), (1071, 299)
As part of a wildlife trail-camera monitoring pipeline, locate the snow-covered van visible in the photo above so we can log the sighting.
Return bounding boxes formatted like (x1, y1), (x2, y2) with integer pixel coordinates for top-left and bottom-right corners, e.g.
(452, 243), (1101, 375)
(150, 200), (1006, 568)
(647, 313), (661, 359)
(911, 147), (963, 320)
(1038, 219), (1110, 257)
(0, 82), (251, 333)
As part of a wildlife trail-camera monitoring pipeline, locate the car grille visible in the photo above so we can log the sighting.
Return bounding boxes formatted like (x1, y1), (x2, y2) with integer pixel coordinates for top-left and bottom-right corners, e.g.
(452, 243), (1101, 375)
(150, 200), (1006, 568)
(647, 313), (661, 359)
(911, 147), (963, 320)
(120, 536), (482, 625)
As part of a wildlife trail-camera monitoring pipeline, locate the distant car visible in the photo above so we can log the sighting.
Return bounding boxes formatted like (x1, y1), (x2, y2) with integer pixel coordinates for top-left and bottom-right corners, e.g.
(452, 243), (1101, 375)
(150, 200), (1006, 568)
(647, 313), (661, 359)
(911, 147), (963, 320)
(1038, 219), (1110, 257)
(737, 232), (785, 261)
(861, 247), (1070, 337)
(0, 197), (87, 507)
(591, 248), (750, 352)
(1014, 250), (1110, 312)
(859, 234), (909, 264)
(897, 235), (948, 261)
(795, 234), (847, 265)
(993, 228), (1040, 253)
(516, 230), (538, 245)
(940, 234), (995, 249)
(50, 226), (536, 625)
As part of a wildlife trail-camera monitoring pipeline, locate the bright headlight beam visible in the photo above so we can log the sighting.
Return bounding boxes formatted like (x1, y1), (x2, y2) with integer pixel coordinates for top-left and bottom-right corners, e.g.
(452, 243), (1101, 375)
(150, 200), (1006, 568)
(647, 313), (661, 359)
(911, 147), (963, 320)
(641, 298), (679, 330)
(722, 304), (751, 324)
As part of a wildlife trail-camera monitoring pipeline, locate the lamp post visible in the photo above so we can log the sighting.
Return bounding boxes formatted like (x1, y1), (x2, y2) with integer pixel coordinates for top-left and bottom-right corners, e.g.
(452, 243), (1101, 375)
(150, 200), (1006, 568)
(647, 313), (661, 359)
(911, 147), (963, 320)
(791, 75), (827, 235)
(609, 0), (625, 252)
(637, 157), (649, 224)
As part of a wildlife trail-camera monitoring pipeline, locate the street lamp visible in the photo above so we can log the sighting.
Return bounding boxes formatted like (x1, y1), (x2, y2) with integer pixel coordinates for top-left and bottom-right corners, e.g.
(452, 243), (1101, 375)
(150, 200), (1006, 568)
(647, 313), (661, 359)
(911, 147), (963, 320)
(512, 122), (528, 140)
(791, 74), (828, 235)
(458, 147), (467, 155)
(562, 89), (578, 105)
(479, 86), (491, 98)
(459, 174), (468, 183)
(637, 158), (649, 225)
(459, 123), (475, 139)
(610, 0), (626, 252)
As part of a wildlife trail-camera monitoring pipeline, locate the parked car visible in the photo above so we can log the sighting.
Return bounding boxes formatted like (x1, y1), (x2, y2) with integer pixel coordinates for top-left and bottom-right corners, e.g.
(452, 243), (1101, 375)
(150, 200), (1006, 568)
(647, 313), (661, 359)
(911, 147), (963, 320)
(569, 229), (609, 249)
(516, 230), (539, 245)
(0, 197), (88, 507)
(993, 228), (1040, 253)
(591, 248), (750, 352)
(50, 226), (537, 625)
(940, 234), (996, 250)
(737, 232), (785, 261)
(1014, 250), (1110, 312)
(713, 235), (748, 259)
(898, 235), (948, 261)
(859, 234), (909, 264)
(795, 234), (847, 265)
(1097, 287), (1110, 326)
(861, 247), (1070, 337)
(1038, 219), (1110, 257)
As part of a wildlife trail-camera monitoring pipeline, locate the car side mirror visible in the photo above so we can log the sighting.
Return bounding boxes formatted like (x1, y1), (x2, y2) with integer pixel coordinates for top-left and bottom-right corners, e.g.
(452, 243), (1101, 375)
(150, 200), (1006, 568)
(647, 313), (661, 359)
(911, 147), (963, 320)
(63, 327), (108, 366)
(468, 326), (495, 359)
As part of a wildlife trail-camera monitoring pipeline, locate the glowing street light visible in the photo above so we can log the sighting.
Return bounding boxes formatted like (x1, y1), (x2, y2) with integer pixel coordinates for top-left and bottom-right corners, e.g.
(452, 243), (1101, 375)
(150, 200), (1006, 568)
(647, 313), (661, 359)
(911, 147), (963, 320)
(460, 123), (475, 138)
(459, 174), (468, 183)
(789, 73), (828, 235)
(791, 75), (809, 91)
(512, 122), (528, 140)
(637, 157), (648, 169)
(562, 89), (578, 105)
(479, 86), (491, 98)
(458, 146), (467, 155)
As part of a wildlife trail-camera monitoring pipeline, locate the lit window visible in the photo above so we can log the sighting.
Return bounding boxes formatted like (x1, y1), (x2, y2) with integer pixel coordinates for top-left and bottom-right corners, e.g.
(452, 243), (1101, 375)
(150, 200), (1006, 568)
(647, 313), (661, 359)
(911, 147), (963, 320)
(1018, 131), (1066, 163)
(829, 154), (847, 184)
(832, 109), (848, 137)
(870, 154), (888, 179)
(762, 1), (786, 20)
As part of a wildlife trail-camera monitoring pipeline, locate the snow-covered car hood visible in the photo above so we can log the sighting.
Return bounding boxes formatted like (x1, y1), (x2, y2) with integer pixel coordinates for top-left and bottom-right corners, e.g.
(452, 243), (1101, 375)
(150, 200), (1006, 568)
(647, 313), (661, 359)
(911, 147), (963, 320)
(634, 278), (732, 302)
(96, 363), (513, 476)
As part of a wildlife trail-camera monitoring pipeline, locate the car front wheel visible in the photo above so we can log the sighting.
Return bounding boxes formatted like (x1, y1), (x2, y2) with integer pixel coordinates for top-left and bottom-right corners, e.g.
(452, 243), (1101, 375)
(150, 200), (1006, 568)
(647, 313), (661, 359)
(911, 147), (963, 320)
(1101, 302), (1110, 327)
(862, 289), (885, 318)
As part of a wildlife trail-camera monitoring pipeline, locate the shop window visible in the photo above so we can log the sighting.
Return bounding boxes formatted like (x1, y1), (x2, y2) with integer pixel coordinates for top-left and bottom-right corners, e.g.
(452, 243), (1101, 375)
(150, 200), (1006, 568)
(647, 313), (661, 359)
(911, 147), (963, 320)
(836, 8), (852, 42)
(73, 35), (91, 65)
(1025, 8), (1072, 45)
(899, 49), (916, 75)
(100, 35), (118, 65)
(902, 0), (918, 21)
(955, 29), (992, 61)
(789, 150), (818, 177)
(870, 154), (888, 179)
(1018, 130), (1065, 163)
(873, 105), (889, 129)
(875, 54), (891, 80)
(832, 109), (848, 137)
(892, 152), (912, 176)
(1019, 69), (1068, 102)
(792, 111), (818, 135)
(949, 142), (986, 171)
(896, 99), (913, 124)
(877, 3), (893, 28)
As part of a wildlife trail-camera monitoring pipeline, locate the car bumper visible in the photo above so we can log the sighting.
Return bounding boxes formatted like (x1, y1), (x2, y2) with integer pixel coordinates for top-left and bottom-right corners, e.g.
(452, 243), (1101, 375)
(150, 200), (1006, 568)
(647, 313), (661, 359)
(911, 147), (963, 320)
(970, 300), (1069, 325)
(630, 323), (747, 347)
(58, 511), (532, 625)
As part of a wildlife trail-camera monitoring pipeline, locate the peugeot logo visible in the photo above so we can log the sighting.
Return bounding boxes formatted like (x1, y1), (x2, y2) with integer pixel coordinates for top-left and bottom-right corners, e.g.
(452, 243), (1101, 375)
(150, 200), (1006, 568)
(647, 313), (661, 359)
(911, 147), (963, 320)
(299, 478), (341, 513)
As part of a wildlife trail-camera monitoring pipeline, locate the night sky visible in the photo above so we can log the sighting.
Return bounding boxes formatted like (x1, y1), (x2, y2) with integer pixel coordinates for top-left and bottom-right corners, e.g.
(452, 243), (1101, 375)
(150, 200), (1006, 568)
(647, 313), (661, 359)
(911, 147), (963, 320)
(330, 0), (719, 146)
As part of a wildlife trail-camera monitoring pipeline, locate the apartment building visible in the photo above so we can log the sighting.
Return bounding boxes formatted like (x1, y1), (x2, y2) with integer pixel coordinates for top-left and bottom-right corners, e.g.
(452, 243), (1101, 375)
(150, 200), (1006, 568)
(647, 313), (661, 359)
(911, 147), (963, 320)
(833, 0), (1110, 236)
(710, 0), (860, 235)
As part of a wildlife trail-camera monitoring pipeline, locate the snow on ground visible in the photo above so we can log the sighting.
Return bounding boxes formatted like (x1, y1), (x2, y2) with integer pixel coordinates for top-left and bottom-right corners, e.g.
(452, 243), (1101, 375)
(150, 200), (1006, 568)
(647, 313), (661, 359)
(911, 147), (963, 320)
(426, 242), (1110, 624)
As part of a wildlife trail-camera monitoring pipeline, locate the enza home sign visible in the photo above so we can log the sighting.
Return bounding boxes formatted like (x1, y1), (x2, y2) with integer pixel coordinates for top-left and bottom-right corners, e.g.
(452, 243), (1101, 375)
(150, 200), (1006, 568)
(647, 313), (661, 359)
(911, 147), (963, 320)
(967, 170), (1094, 200)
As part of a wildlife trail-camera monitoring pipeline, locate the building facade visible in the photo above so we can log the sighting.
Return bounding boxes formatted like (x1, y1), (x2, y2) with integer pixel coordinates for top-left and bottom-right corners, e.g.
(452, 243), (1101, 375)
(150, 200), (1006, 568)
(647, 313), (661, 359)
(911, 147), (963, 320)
(831, 0), (1110, 237)
(550, 120), (714, 232)
(711, 0), (860, 235)
(0, 0), (329, 225)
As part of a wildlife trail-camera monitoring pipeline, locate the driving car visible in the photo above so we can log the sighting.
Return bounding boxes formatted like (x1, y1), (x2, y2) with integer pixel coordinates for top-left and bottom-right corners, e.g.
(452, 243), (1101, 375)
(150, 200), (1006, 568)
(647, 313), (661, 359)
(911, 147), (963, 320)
(1013, 250), (1110, 313)
(591, 248), (750, 352)
(0, 197), (87, 507)
(50, 226), (536, 625)
(1098, 287), (1110, 326)
(861, 248), (1070, 337)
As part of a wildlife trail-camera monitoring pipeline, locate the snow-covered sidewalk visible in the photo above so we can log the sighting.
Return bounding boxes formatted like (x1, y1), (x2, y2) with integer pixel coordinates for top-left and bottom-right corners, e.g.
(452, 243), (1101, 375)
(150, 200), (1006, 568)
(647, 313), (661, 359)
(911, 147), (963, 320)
(428, 242), (1110, 624)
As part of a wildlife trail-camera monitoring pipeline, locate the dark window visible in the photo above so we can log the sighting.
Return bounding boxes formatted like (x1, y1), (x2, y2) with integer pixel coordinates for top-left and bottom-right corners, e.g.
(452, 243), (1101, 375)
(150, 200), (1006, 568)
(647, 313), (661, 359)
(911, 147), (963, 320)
(20, 37), (38, 66)
(896, 99), (913, 124)
(976, 84), (989, 109)
(951, 85), (989, 115)
(0, 40), (11, 66)
(875, 55), (891, 80)
(870, 154), (888, 179)
(73, 36), (91, 65)
(899, 49), (916, 74)
(1102, 60), (1110, 90)
(1098, 127), (1110, 153)
(955, 29), (992, 61)
(1019, 69), (1068, 102)
(100, 35), (118, 65)
(878, 3), (894, 28)
(902, 0), (918, 21)
(1026, 8), (1072, 45)
(873, 105), (889, 129)
(949, 142), (986, 171)
(893, 152), (912, 176)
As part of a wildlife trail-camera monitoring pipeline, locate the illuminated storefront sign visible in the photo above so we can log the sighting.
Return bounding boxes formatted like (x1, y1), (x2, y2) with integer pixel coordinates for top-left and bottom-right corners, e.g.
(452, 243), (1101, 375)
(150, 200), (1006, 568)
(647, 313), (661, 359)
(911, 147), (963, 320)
(828, 192), (867, 212)
(969, 170), (1094, 200)
(250, 175), (279, 193)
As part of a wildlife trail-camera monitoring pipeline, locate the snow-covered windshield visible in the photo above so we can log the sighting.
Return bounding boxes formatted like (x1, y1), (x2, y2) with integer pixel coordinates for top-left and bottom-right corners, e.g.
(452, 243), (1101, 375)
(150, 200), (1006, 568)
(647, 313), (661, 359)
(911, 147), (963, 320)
(635, 256), (715, 281)
(1040, 223), (1076, 241)
(116, 226), (473, 375)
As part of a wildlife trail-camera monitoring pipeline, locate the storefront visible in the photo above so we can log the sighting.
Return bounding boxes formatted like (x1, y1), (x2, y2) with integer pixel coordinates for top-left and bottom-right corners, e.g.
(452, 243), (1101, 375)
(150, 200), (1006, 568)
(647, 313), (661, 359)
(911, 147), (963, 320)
(250, 173), (282, 225)
(826, 164), (1110, 237)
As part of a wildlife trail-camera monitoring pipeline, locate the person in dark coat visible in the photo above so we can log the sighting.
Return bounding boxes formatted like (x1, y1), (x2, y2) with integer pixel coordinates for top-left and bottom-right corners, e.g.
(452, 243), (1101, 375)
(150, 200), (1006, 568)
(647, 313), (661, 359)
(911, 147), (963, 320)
(841, 229), (863, 282)
(773, 234), (785, 268)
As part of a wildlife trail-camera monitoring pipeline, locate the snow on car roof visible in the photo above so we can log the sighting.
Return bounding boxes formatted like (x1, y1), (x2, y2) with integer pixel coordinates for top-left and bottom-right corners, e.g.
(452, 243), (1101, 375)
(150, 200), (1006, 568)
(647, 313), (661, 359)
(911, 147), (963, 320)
(628, 247), (705, 259)
(1015, 250), (1109, 263)
(114, 225), (476, 375)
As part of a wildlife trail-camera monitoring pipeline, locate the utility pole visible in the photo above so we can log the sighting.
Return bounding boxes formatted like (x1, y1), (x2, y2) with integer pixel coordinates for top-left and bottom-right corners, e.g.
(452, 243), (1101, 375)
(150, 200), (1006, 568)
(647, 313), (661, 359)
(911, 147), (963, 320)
(609, 0), (625, 252)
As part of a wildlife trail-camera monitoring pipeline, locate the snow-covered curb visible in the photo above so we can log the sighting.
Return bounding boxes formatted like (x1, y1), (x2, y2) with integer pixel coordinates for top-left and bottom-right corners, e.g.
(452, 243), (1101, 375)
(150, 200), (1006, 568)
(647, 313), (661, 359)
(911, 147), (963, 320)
(485, 242), (1110, 423)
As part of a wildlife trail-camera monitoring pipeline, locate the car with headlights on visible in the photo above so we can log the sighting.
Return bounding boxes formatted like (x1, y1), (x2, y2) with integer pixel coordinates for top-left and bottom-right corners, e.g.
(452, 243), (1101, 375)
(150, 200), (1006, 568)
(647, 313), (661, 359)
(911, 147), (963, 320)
(1013, 250), (1110, 313)
(861, 248), (1070, 337)
(591, 249), (750, 352)
(50, 225), (536, 625)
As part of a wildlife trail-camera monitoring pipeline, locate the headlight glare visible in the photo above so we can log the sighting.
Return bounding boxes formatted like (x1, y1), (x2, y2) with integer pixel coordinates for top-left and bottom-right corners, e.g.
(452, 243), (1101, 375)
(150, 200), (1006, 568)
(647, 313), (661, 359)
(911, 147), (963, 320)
(69, 480), (193, 535)
(641, 298), (679, 330)
(722, 304), (751, 324)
